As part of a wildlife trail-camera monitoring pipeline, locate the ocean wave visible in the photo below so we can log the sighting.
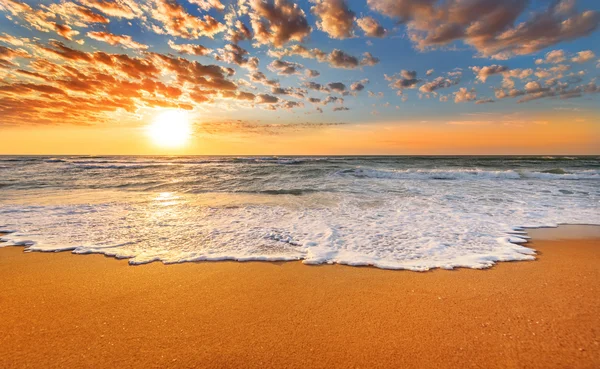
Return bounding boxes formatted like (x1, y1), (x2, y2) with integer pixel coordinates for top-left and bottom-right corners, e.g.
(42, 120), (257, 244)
(256, 189), (321, 196)
(2, 170), (600, 270)
(180, 188), (325, 196)
(62, 157), (319, 167)
(44, 158), (67, 163)
(2, 156), (600, 271)
(539, 168), (569, 174)
(539, 156), (579, 160)
(336, 168), (600, 180)
(70, 163), (176, 170)
(0, 157), (42, 163)
(230, 157), (331, 165)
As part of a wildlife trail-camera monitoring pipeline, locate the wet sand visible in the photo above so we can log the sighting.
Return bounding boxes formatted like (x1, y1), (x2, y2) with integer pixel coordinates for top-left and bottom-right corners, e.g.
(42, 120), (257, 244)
(0, 225), (599, 369)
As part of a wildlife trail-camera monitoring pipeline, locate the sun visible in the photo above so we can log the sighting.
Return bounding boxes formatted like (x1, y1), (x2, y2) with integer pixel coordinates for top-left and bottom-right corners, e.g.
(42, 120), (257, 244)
(147, 110), (192, 148)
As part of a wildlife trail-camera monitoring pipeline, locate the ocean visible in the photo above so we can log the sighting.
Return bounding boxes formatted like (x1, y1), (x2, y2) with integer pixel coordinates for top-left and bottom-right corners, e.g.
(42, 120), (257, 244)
(1, 156), (599, 271)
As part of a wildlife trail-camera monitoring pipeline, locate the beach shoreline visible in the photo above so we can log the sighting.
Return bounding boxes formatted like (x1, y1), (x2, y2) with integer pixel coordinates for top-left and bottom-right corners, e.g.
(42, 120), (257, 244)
(1, 225), (599, 369)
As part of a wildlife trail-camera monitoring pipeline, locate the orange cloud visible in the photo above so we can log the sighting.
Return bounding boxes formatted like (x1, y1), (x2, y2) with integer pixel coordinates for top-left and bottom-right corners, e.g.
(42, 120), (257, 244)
(87, 31), (149, 50)
(150, 0), (225, 39)
(168, 40), (212, 56)
(54, 23), (79, 41)
(78, 0), (140, 19)
(311, 0), (356, 39)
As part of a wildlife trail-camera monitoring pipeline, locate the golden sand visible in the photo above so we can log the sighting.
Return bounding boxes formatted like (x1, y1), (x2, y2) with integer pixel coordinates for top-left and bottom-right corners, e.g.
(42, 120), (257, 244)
(0, 225), (599, 369)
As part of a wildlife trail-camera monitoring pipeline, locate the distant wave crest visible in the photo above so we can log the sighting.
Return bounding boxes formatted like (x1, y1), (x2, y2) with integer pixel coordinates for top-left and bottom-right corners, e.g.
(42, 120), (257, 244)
(336, 168), (600, 180)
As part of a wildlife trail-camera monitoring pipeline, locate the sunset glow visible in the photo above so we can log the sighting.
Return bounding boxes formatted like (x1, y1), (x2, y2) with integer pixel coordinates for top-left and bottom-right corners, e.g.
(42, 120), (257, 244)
(0, 0), (598, 154)
(147, 110), (192, 148)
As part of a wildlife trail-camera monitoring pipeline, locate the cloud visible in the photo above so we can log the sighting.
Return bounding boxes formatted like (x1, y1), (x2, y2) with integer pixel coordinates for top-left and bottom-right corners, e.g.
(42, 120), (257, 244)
(517, 90), (556, 103)
(39, 40), (93, 62)
(305, 69), (320, 78)
(495, 88), (524, 99)
(500, 68), (533, 89)
(524, 81), (549, 94)
(0, 33), (28, 47)
(54, 24), (79, 41)
(351, 79), (369, 91)
(268, 44), (326, 60)
(271, 86), (306, 98)
(503, 68), (533, 79)
(235, 91), (256, 101)
(572, 50), (596, 63)
(303, 81), (328, 92)
(356, 16), (386, 38)
(2, 0), (598, 127)
(471, 65), (508, 83)
(225, 20), (253, 44)
(198, 120), (346, 136)
(0, 0), (63, 36)
(40, 2), (110, 27)
(0, 82), (66, 96)
(368, 91), (384, 98)
(189, 0), (225, 11)
(77, 0), (141, 19)
(42, 1), (110, 26)
(249, 0), (311, 47)
(327, 82), (347, 94)
(323, 96), (344, 104)
(454, 87), (476, 103)
(360, 52), (380, 66)
(255, 94), (280, 104)
(280, 100), (304, 109)
(3, 0), (228, 43)
(535, 50), (566, 64)
(367, 0), (600, 59)
(268, 59), (303, 75)
(492, 70), (600, 104)
(327, 49), (359, 69)
(216, 44), (259, 70)
(419, 74), (461, 94)
(269, 45), (379, 69)
(250, 71), (279, 87)
(534, 64), (571, 81)
(150, 0), (225, 39)
(168, 40), (212, 56)
(0, 35), (255, 126)
(311, 0), (355, 39)
(87, 31), (148, 50)
(333, 106), (350, 111)
(386, 70), (420, 91)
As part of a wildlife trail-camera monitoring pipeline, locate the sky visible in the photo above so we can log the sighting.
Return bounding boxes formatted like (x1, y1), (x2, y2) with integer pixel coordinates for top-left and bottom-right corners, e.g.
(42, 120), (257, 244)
(0, 0), (599, 155)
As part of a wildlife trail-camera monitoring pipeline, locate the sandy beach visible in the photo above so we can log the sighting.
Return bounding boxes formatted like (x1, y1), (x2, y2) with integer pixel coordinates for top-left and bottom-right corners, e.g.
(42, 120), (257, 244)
(1, 225), (599, 369)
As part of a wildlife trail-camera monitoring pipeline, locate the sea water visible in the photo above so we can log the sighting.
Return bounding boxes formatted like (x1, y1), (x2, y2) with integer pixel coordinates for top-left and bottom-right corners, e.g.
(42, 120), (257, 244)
(1, 156), (599, 270)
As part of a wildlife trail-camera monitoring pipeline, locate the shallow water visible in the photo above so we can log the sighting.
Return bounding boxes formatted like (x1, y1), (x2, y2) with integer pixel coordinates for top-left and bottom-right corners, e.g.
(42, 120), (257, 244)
(1, 156), (599, 270)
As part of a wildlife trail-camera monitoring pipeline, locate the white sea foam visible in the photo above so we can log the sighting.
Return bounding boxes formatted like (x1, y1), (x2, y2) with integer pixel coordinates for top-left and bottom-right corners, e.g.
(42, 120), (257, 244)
(1, 156), (599, 271)
(1, 186), (598, 270)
